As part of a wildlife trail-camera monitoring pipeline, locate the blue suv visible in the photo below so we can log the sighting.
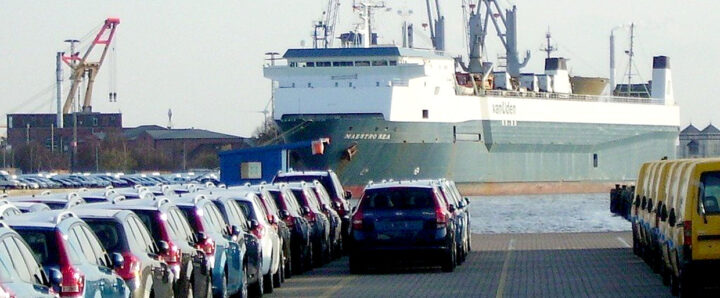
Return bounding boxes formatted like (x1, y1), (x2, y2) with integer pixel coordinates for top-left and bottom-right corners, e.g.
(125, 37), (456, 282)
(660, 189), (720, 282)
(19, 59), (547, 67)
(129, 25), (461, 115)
(350, 181), (457, 273)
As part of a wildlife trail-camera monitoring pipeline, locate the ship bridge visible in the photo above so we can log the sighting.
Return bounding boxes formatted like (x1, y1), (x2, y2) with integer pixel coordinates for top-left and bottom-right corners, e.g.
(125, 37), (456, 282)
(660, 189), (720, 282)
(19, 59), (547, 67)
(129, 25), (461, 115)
(264, 46), (457, 122)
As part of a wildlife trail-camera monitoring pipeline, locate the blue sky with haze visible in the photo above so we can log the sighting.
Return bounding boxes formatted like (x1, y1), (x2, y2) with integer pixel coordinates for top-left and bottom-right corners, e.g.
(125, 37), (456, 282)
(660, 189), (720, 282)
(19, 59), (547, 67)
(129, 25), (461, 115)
(1, 0), (718, 137)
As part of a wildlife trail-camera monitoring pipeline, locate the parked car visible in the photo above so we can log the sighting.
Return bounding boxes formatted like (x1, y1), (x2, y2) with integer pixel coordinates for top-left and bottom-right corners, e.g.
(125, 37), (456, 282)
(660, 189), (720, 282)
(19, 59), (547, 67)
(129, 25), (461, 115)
(248, 183), (312, 275)
(307, 181), (342, 260)
(0, 201), (22, 219)
(0, 222), (59, 297)
(226, 190), (283, 295)
(234, 184), (293, 278)
(283, 182), (331, 267)
(6, 210), (130, 297)
(173, 194), (247, 298)
(12, 202), (52, 214)
(72, 209), (175, 298)
(203, 192), (262, 297)
(646, 158), (720, 296)
(273, 170), (352, 251)
(78, 198), (213, 298)
(350, 181), (457, 273)
(7, 193), (86, 210)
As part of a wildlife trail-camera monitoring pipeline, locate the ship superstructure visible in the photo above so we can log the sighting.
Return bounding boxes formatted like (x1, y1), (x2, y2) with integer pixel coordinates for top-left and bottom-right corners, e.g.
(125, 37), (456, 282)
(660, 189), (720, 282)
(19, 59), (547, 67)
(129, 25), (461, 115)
(262, 0), (679, 189)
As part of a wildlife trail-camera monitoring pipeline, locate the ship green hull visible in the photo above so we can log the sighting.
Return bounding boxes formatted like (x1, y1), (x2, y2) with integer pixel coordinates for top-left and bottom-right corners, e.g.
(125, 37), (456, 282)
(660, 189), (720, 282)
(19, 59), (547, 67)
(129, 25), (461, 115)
(277, 115), (678, 188)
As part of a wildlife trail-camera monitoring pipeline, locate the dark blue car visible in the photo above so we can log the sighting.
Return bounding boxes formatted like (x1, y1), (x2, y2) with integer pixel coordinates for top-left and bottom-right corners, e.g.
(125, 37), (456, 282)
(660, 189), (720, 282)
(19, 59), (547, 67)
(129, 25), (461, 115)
(350, 181), (457, 273)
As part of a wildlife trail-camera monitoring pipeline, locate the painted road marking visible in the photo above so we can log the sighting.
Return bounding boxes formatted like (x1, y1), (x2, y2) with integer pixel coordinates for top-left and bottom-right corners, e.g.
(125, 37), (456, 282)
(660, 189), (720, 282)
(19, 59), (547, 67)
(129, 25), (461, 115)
(495, 238), (515, 298)
(617, 236), (631, 248)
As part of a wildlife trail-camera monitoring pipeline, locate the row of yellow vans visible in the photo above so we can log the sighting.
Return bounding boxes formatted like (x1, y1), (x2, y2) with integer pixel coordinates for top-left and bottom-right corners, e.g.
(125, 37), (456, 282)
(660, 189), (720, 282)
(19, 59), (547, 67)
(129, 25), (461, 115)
(633, 158), (720, 296)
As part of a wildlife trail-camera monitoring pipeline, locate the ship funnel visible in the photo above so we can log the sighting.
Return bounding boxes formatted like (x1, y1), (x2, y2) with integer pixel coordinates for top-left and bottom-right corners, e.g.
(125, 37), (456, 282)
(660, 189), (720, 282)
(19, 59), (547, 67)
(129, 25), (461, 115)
(651, 56), (673, 105)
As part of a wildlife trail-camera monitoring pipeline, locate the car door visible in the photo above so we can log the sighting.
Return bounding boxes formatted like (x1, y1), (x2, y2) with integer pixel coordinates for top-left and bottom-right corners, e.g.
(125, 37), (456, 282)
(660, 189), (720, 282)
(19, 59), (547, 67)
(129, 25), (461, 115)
(205, 202), (242, 288)
(80, 225), (127, 297)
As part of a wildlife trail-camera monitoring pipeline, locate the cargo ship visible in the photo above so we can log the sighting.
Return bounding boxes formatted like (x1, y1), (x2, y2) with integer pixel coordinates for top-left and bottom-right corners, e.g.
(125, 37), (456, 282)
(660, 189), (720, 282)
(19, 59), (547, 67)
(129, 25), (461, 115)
(263, 1), (679, 194)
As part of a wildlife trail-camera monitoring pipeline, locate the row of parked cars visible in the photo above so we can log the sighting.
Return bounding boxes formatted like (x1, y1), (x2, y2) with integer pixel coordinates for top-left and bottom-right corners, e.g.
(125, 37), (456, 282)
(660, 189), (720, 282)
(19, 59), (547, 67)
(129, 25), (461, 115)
(0, 169), (354, 298)
(349, 179), (471, 273)
(631, 158), (720, 296)
(0, 171), (221, 190)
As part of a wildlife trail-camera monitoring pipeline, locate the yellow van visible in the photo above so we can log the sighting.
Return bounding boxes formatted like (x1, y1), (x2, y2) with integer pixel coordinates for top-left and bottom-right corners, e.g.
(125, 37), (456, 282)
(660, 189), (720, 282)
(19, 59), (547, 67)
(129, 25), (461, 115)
(663, 158), (720, 295)
(658, 160), (696, 287)
(642, 161), (673, 269)
(632, 162), (652, 256)
(638, 162), (664, 256)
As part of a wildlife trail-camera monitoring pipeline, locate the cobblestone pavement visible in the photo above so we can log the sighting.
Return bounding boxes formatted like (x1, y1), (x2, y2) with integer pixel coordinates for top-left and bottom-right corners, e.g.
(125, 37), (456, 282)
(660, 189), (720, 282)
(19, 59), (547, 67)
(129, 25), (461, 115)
(271, 232), (678, 297)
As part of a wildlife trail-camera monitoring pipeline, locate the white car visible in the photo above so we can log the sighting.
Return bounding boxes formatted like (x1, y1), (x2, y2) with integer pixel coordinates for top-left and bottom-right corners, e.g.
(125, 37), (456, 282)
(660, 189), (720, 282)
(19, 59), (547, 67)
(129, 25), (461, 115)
(231, 191), (282, 293)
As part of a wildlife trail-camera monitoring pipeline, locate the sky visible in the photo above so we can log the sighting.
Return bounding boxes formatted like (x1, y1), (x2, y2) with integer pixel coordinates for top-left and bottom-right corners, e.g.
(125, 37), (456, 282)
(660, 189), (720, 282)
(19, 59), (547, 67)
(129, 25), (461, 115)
(1, 0), (719, 137)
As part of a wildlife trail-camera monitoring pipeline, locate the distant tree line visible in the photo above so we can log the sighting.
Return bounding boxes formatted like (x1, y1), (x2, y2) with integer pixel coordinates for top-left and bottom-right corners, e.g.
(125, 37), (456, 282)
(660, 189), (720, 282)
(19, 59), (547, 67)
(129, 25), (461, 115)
(3, 132), (219, 173)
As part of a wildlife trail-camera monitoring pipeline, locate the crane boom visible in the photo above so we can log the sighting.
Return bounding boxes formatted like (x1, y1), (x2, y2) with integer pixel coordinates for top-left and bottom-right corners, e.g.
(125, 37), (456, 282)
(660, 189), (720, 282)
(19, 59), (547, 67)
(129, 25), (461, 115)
(324, 0), (340, 48)
(62, 18), (120, 114)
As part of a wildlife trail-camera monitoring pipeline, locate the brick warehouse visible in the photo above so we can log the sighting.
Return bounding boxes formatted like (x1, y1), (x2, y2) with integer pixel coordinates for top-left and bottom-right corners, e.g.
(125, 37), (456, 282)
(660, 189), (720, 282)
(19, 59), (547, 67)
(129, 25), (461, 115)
(5, 113), (248, 171)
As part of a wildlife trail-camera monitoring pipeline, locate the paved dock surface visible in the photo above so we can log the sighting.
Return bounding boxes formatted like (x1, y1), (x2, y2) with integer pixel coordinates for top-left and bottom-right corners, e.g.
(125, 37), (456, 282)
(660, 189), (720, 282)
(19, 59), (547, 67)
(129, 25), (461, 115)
(272, 232), (674, 297)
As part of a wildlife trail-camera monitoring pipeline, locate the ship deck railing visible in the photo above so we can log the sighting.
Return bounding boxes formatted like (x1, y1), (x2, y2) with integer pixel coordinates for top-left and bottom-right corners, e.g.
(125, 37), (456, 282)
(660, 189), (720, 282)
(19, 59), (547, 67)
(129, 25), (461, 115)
(479, 89), (663, 105)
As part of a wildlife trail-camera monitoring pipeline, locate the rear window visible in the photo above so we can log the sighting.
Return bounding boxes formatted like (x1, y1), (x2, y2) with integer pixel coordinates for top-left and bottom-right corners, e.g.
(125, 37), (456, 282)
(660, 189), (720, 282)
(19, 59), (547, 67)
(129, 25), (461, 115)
(44, 202), (67, 210)
(236, 201), (259, 221)
(84, 219), (127, 253)
(361, 187), (435, 210)
(135, 210), (174, 242)
(179, 206), (201, 233)
(14, 229), (60, 267)
(701, 171), (720, 214)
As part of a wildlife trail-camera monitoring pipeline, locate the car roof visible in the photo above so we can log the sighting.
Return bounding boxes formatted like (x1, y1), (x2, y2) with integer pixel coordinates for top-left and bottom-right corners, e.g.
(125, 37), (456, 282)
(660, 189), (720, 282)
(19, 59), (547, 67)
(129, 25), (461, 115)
(364, 180), (435, 190)
(4, 210), (82, 228)
(71, 208), (131, 220)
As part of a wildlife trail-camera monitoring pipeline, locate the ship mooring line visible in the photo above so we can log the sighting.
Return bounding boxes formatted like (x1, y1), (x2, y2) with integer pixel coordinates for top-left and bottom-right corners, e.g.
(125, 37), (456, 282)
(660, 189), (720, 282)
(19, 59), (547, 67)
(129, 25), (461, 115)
(495, 238), (515, 298)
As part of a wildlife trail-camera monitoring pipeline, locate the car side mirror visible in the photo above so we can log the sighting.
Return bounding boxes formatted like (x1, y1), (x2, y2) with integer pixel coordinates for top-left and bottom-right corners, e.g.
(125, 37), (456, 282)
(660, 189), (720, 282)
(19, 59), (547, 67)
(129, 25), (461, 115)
(668, 209), (677, 227)
(448, 204), (456, 212)
(158, 240), (170, 254)
(345, 190), (353, 200)
(231, 225), (241, 237)
(322, 204), (331, 212)
(464, 197), (470, 205)
(351, 206), (357, 213)
(303, 206), (311, 215)
(49, 268), (63, 288)
(112, 252), (125, 268)
(279, 210), (290, 219)
(249, 220), (260, 230)
(660, 205), (668, 221)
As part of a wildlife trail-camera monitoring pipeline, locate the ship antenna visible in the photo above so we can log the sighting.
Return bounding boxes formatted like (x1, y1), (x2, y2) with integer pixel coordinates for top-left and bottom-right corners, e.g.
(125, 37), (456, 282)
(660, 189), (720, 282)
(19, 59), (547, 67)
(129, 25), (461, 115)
(625, 23), (635, 95)
(540, 27), (557, 59)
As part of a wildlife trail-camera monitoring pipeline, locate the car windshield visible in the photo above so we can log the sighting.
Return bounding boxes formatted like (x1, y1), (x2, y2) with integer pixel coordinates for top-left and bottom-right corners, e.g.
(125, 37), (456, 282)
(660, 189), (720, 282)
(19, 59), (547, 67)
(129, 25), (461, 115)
(84, 219), (126, 253)
(361, 187), (434, 211)
(14, 228), (61, 267)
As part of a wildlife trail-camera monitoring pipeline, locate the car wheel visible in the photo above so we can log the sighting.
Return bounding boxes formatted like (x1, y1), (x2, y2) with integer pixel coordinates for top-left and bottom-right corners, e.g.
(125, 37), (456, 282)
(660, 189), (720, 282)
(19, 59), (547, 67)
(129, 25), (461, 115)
(670, 273), (680, 296)
(284, 251), (292, 279)
(231, 263), (248, 298)
(263, 272), (273, 293)
(661, 265), (671, 286)
(678, 271), (694, 298)
(441, 239), (457, 273)
(349, 254), (365, 274)
(273, 251), (283, 288)
(213, 271), (229, 298)
(632, 232), (641, 256)
(249, 266), (263, 298)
